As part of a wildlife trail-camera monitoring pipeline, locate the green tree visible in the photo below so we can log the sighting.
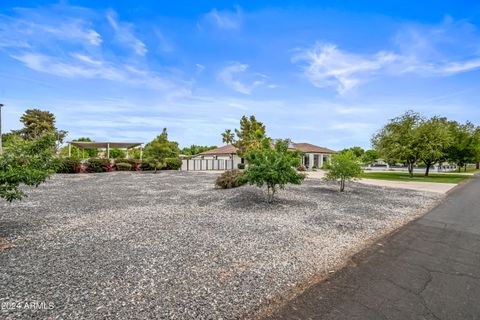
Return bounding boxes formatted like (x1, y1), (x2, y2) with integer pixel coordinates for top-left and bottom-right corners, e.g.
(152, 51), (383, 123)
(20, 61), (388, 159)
(59, 137), (98, 158)
(17, 109), (67, 148)
(221, 129), (235, 144)
(341, 146), (364, 158)
(446, 121), (478, 172)
(1, 132), (23, 149)
(0, 133), (58, 201)
(361, 149), (379, 165)
(474, 127), (480, 169)
(223, 115), (267, 157)
(242, 139), (305, 203)
(372, 111), (423, 178)
(417, 117), (452, 176)
(181, 145), (217, 156)
(129, 148), (143, 160)
(324, 150), (363, 192)
(234, 115), (267, 156)
(109, 148), (126, 159)
(143, 128), (180, 172)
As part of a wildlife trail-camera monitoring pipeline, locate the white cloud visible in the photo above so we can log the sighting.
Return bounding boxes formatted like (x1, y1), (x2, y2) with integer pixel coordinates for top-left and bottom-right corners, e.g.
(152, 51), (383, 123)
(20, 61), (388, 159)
(0, 14), (102, 48)
(292, 43), (397, 94)
(195, 63), (206, 73)
(218, 63), (266, 94)
(293, 18), (480, 94)
(438, 59), (480, 74)
(11, 52), (184, 92)
(153, 28), (175, 53)
(44, 20), (102, 46)
(203, 7), (242, 30)
(107, 10), (147, 56)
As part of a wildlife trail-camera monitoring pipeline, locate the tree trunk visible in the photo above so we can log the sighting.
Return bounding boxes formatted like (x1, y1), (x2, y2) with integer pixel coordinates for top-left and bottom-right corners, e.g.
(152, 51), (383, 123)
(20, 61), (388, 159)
(425, 163), (431, 177)
(407, 162), (414, 178)
(340, 178), (345, 192)
(465, 164), (467, 172)
(477, 162), (479, 170)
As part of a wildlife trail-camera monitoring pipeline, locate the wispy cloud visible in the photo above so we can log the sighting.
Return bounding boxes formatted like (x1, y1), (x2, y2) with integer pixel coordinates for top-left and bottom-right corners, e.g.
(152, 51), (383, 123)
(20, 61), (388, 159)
(218, 63), (266, 94)
(106, 9), (147, 56)
(1, 5), (190, 94)
(0, 12), (102, 48)
(292, 43), (397, 94)
(202, 7), (242, 30)
(11, 52), (187, 92)
(293, 18), (480, 93)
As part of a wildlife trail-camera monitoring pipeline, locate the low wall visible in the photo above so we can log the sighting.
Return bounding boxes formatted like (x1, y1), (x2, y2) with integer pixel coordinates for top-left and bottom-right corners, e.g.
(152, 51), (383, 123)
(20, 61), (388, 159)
(181, 158), (241, 171)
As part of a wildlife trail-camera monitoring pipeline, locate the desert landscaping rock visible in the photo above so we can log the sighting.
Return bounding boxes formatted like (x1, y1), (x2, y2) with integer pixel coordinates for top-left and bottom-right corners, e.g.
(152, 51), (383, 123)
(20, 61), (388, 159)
(0, 172), (441, 319)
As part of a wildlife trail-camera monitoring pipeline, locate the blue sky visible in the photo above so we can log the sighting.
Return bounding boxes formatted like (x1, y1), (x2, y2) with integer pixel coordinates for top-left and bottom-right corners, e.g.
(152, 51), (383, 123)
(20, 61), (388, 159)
(1, 1), (479, 149)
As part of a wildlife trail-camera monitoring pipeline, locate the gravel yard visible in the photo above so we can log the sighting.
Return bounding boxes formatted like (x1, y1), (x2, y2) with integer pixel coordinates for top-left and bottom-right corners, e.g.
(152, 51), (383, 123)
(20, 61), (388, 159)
(0, 172), (442, 319)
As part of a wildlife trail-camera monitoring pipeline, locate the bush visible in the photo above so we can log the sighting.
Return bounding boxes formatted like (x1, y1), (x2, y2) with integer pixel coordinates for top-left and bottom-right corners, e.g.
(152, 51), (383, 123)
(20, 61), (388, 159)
(297, 165), (307, 171)
(324, 150), (363, 192)
(108, 148), (125, 159)
(237, 163), (246, 169)
(85, 158), (112, 173)
(164, 157), (182, 170)
(243, 139), (305, 202)
(115, 158), (142, 171)
(215, 169), (245, 189)
(141, 161), (154, 171)
(57, 157), (82, 173)
(116, 162), (132, 171)
(0, 133), (57, 201)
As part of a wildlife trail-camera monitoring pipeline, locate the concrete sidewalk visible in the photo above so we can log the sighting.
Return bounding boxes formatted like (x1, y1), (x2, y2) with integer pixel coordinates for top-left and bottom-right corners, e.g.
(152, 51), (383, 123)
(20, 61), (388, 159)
(306, 171), (457, 194)
(265, 175), (480, 320)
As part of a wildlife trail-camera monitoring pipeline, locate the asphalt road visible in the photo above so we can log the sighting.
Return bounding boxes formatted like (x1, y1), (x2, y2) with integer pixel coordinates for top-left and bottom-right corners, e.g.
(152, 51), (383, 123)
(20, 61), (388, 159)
(265, 175), (480, 320)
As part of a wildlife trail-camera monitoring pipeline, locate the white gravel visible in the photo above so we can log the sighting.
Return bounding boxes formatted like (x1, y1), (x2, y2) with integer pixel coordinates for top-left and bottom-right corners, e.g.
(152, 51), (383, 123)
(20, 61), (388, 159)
(0, 171), (442, 319)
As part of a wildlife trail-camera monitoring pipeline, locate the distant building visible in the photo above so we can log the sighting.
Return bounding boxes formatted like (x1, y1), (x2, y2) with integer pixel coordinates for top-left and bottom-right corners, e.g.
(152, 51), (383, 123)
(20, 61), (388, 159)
(184, 142), (335, 171)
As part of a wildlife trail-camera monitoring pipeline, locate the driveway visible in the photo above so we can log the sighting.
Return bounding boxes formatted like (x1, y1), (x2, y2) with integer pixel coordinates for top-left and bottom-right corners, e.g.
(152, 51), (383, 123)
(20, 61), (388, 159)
(265, 174), (480, 320)
(306, 171), (457, 194)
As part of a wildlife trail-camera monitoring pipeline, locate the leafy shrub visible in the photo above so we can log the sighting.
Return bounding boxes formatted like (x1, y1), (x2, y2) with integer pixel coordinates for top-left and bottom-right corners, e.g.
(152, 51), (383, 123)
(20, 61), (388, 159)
(116, 162), (132, 171)
(215, 169), (245, 189)
(108, 148), (125, 159)
(297, 165), (307, 171)
(0, 133), (57, 201)
(141, 160), (154, 171)
(85, 158), (112, 173)
(237, 163), (246, 169)
(164, 157), (182, 170)
(243, 139), (305, 202)
(115, 158), (142, 171)
(324, 150), (363, 192)
(57, 157), (82, 173)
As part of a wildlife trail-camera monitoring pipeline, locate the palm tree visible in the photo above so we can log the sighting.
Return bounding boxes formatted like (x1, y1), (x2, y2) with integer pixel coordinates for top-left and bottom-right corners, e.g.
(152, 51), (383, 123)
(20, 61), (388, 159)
(221, 129), (235, 144)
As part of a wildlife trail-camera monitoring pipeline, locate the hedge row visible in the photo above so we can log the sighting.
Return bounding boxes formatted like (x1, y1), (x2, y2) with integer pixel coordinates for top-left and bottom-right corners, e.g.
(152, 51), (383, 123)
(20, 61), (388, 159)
(55, 157), (182, 173)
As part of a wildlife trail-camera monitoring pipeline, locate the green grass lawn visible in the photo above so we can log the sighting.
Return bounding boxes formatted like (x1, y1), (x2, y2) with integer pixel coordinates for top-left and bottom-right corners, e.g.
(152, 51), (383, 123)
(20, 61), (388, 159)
(360, 171), (471, 184)
(464, 167), (480, 173)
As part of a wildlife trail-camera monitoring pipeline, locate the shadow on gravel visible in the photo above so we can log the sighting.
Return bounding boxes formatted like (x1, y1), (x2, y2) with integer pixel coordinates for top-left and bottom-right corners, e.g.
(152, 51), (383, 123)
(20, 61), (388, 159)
(0, 220), (35, 238)
(224, 188), (318, 211)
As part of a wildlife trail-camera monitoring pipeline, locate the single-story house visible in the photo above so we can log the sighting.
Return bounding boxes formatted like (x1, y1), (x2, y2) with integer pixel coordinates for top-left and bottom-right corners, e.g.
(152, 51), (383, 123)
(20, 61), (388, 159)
(293, 143), (336, 169)
(191, 142), (335, 170)
(189, 144), (242, 170)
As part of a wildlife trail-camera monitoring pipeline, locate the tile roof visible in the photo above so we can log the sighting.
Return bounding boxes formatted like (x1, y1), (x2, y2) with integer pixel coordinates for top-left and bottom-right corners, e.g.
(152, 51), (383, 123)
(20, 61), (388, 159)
(198, 142), (335, 156)
(292, 143), (336, 154)
(198, 144), (238, 155)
